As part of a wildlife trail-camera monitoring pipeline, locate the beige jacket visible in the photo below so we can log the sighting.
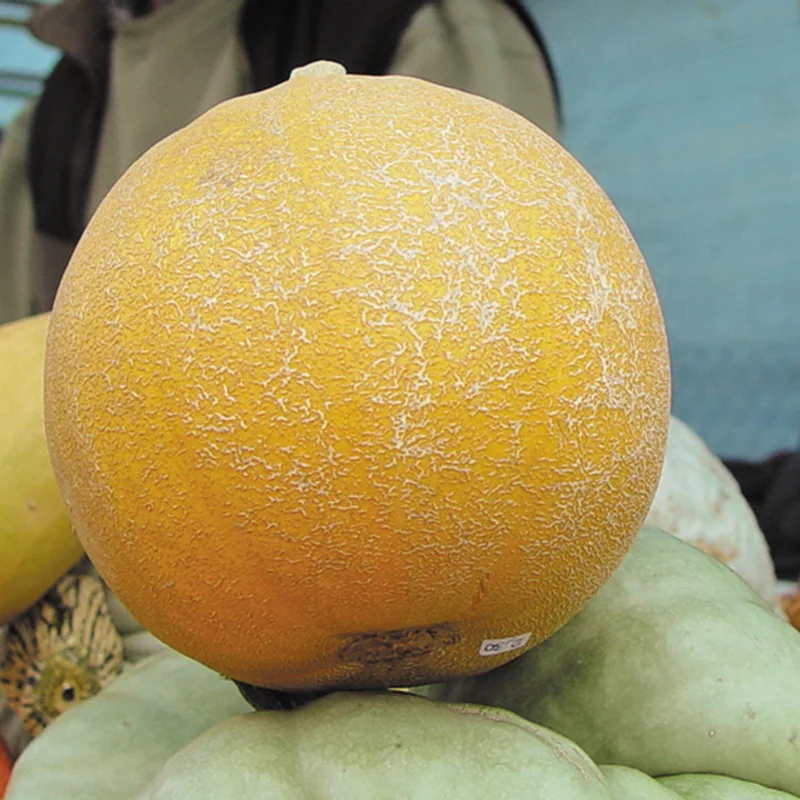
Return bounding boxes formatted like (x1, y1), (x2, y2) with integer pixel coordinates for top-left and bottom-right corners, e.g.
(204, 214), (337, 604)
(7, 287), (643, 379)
(0, 0), (558, 324)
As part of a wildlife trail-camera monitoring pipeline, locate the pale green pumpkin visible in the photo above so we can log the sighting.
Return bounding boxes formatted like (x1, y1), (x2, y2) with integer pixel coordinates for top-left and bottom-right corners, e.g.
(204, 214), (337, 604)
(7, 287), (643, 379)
(138, 691), (613, 799)
(601, 766), (799, 800)
(659, 774), (800, 799)
(600, 765), (684, 799)
(429, 526), (800, 794)
(5, 651), (251, 799)
(7, 649), (615, 799)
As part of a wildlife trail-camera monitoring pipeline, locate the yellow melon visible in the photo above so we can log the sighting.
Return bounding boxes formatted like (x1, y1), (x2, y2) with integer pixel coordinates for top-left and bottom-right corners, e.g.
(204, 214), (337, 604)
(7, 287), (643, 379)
(0, 313), (83, 624)
(44, 62), (670, 691)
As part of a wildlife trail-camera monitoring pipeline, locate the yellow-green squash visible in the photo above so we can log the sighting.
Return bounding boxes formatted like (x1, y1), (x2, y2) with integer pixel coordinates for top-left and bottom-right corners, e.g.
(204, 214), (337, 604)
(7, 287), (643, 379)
(0, 313), (82, 624)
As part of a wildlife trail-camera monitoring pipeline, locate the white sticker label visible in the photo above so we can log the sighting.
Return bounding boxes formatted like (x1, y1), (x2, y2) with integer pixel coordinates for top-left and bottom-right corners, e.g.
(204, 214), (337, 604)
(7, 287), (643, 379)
(479, 632), (532, 657)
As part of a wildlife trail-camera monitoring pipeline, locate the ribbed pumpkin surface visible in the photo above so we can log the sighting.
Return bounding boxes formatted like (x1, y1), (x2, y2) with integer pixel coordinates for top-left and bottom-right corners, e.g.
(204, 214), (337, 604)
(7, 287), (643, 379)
(44, 63), (670, 691)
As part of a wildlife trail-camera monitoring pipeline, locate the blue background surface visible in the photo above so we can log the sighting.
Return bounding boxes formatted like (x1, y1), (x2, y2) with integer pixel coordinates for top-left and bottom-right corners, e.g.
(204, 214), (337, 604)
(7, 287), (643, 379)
(2, 0), (799, 458)
(527, 0), (800, 458)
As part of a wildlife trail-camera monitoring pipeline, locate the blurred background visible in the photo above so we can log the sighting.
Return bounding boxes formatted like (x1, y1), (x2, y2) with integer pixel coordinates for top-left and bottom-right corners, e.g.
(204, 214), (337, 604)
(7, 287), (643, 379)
(1, 0), (798, 460)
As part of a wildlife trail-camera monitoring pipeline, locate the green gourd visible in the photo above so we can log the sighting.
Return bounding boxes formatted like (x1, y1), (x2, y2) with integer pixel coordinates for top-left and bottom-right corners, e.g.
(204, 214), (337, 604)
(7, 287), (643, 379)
(429, 526), (800, 794)
(600, 765), (684, 799)
(138, 691), (613, 799)
(5, 651), (251, 799)
(601, 766), (798, 800)
(659, 774), (799, 799)
(7, 649), (615, 800)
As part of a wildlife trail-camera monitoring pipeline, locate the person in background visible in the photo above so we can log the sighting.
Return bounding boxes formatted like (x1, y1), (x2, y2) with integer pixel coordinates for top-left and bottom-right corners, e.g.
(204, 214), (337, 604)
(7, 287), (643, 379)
(0, 0), (560, 324)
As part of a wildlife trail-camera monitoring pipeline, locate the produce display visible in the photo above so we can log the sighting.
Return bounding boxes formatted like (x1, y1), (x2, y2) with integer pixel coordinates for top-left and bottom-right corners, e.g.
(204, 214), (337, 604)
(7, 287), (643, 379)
(8, 529), (800, 798)
(0, 60), (796, 797)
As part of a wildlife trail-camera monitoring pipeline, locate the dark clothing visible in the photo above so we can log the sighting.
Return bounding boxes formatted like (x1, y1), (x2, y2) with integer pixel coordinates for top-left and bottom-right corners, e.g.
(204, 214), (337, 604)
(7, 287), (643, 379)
(725, 451), (800, 579)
